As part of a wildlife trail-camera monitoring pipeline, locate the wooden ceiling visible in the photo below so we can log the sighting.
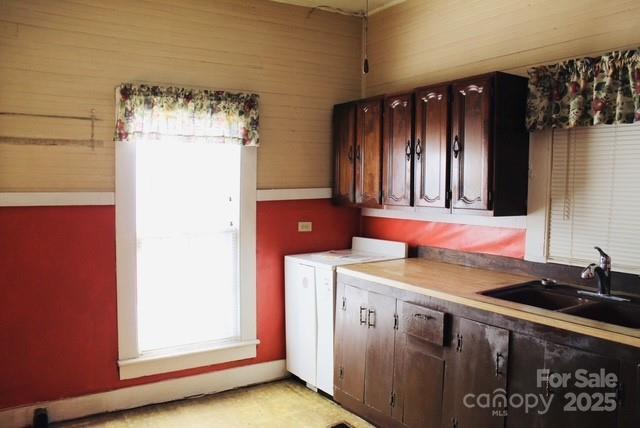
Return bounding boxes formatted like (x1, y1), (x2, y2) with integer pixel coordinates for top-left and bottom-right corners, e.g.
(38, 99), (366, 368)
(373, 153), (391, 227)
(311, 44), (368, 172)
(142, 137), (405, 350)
(270, 0), (403, 15)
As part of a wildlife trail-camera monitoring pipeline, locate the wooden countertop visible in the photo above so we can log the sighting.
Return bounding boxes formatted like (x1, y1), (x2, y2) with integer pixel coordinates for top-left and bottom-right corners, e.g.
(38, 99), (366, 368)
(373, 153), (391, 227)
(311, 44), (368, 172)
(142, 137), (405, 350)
(337, 258), (640, 349)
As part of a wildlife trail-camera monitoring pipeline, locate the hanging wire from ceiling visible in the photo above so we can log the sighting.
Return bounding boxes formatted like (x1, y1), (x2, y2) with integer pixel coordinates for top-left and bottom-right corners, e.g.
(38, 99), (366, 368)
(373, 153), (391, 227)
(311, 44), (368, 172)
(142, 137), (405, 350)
(362, 0), (369, 74)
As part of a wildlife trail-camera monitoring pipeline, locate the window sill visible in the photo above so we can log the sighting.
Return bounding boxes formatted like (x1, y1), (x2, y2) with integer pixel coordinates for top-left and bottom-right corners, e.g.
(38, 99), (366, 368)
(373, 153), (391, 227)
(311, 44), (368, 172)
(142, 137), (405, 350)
(117, 339), (260, 380)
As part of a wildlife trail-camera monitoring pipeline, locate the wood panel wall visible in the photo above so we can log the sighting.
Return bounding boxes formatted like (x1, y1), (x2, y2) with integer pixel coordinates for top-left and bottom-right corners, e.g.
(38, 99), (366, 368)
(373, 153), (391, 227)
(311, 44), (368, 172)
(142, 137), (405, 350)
(0, 0), (361, 191)
(365, 0), (640, 95)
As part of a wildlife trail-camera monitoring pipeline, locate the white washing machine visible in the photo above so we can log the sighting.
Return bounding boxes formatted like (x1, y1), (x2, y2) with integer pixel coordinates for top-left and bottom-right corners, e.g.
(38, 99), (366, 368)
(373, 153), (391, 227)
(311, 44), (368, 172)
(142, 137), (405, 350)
(284, 237), (408, 395)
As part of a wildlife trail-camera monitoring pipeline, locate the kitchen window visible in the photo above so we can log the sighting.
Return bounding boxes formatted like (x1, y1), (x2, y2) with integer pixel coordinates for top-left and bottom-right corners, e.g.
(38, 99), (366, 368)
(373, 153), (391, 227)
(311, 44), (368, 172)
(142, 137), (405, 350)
(546, 123), (640, 274)
(115, 84), (259, 379)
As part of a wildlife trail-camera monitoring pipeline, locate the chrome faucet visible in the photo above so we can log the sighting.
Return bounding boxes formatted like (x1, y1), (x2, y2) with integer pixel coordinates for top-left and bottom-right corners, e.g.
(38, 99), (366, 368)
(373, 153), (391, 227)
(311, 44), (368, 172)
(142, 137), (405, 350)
(580, 246), (611, 295)
(578, 247), (629, 301)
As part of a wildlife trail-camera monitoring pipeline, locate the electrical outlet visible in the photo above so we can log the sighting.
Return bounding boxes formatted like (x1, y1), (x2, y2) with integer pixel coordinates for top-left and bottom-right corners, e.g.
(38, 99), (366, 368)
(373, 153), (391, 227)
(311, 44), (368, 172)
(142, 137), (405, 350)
(298, 221), (312, 232)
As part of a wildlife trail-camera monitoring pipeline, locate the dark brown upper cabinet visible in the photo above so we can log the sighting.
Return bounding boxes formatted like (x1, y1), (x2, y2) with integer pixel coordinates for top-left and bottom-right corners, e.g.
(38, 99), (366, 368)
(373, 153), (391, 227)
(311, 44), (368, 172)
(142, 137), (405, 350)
(355, 98), (383, 207)
(333, 71), (529, 216)
(332, 98), (383, 207)
(332, 102), (356, 205)
(450, 72), (529, 215)
(382, 93), (413, 206)
(414, 85), (450, 209)
(451, 75), (493, 211)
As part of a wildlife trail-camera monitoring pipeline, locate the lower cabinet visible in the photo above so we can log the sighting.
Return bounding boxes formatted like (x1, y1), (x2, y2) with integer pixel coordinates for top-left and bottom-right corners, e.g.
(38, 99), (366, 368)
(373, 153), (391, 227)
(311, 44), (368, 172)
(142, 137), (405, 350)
(335, 276), (640, 428)
(335, 281), (510, 428)
(442, 317), (509, 428)
(335, 283), (397, 416)
(508, 333), (622, 428)
(364, 291), (397, 416)
(334, 284), (367, 402)
(392, 302), (446, 427)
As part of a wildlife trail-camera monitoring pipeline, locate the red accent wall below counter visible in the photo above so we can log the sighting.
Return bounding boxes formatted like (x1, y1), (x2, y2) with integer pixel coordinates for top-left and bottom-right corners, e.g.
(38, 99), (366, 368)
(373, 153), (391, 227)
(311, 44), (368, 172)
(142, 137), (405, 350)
(0, 199), (360, 410)
(361, 216), (526, 259)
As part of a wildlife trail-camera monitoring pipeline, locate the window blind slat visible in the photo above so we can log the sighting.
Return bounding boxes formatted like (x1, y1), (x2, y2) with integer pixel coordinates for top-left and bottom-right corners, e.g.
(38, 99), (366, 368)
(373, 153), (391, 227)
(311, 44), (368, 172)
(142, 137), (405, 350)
(548, 124), (640, 274)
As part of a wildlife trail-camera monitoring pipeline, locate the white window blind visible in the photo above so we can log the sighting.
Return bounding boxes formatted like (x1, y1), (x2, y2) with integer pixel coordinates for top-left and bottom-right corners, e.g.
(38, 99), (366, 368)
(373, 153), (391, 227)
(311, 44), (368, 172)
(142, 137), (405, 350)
(548, 124), (640, 274)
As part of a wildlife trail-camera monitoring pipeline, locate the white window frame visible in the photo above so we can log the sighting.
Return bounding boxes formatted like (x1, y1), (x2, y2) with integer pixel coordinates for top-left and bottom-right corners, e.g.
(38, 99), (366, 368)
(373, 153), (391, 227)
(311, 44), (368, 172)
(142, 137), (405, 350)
(524, 129), (553, 263)
(115, 140), (258, 380)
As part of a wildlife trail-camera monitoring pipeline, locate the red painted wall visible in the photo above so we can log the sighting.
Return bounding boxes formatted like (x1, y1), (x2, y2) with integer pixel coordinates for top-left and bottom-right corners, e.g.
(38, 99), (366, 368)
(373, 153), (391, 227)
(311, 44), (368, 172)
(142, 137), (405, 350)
(0, 200), (359, 410)
(361, 216), (526, 259)
(0, 200), (524, 410)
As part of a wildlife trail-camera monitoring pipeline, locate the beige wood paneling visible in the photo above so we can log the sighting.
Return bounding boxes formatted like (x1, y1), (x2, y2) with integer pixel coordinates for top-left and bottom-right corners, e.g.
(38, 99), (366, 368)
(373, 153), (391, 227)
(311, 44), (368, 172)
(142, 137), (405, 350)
(365, 0), (640, 95)
(0, 0), (362, 191)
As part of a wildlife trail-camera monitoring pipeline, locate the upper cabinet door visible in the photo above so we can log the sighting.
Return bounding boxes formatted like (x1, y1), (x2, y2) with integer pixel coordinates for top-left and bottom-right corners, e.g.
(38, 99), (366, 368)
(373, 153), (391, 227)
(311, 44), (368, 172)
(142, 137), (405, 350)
(383, 94), (413, 206)
(414, 86), (450, 208)
(332, 103), (356, 205)
(451, 76), (493, 211)
(355, 99), (383, 207)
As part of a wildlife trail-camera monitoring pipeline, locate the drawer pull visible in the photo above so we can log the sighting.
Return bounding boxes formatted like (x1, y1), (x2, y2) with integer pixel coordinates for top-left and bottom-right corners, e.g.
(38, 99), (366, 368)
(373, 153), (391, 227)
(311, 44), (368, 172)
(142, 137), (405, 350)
(495, 352), (504, 377)
(359, 306), (367, 325)
(414, 313), (435, 321)
(367, 308), (376, 328)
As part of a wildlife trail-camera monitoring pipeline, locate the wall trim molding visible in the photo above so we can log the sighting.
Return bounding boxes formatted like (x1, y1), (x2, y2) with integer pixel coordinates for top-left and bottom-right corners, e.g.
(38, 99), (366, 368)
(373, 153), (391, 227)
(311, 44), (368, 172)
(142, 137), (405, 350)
(0, 359), (288, 428)
(0, 188), (333, 207)
(256, 187), (332, 201)
(362, 208), (527, 229)
(0, 192), (115, 207)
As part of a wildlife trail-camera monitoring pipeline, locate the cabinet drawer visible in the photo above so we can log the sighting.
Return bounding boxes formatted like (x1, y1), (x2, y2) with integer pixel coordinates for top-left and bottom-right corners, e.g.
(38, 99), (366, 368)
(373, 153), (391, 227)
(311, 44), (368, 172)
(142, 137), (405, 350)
(399, 301), (445, 346)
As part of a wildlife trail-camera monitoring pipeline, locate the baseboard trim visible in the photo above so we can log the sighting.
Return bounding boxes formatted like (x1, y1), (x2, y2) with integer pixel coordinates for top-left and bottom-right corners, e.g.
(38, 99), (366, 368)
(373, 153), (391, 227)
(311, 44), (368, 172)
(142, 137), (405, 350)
(0, 359), (288, 428)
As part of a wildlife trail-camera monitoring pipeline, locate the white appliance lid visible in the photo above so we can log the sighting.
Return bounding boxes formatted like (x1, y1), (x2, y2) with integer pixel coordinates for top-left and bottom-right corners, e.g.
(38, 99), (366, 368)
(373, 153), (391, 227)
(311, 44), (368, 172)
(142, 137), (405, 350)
(285, 237), (408, 268)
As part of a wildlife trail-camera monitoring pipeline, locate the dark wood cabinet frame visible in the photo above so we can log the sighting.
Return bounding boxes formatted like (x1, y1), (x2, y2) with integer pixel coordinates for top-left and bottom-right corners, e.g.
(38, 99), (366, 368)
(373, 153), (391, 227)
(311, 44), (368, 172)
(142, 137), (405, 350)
(335, 272), (640, 428)
(333, 71), (530, 216)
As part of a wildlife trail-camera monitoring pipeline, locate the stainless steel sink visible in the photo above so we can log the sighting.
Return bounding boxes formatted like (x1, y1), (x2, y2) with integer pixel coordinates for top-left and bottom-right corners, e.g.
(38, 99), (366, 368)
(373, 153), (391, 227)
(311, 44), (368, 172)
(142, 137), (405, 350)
(482, 280), (640, 329)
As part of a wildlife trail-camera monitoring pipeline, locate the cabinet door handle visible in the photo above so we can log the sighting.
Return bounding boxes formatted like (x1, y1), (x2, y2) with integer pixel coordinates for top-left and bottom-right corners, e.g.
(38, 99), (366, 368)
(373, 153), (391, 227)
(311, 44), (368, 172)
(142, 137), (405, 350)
(495, 352), (504, 376)
(616, 381), (624, 405)
(405, 140), (412, 161)
(414, 312), (434, 321)
(359, 306), (367, 325)
(452, 136), (461, 159)
(367, 308), (376, 328)
(348, 146), (354, 161)
(355, 144), (361, 161)
(415, 138), (422, 160)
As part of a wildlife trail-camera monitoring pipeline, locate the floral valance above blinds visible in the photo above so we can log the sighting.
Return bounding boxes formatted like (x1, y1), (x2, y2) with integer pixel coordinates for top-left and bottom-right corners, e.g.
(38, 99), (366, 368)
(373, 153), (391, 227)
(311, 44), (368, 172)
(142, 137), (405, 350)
(115, 83), (260, 146)
(526, 48), (640, 131)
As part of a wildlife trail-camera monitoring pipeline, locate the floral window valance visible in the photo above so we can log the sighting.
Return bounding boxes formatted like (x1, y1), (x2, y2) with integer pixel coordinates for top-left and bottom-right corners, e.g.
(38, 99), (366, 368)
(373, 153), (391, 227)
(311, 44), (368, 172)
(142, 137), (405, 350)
(526, 48), (640, 131)
(115, 83), (260, 146)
